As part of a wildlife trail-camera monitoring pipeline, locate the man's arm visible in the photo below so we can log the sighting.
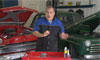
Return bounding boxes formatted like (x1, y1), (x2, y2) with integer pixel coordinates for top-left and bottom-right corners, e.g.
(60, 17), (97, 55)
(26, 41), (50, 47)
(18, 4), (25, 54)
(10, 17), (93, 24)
(60, 32), (69, 40)
(33, 31), (44, 37)
(58, 20), (69, 40)
(33, 30), (50, 37)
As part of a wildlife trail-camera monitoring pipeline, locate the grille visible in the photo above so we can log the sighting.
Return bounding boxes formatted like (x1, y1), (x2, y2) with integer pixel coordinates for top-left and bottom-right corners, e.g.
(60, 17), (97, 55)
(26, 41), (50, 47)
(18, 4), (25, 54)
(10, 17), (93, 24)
(89, 40), (100, 54)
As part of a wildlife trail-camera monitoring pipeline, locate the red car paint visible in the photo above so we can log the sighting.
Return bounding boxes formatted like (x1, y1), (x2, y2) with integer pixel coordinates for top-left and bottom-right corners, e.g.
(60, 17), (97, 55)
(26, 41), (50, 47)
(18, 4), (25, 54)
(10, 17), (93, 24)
(0, 6), (38, 46)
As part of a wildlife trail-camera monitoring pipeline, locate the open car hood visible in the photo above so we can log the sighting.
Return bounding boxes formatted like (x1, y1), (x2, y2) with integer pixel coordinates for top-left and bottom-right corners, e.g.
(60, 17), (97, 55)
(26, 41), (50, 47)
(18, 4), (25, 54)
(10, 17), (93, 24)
(0, 6), (38, 24)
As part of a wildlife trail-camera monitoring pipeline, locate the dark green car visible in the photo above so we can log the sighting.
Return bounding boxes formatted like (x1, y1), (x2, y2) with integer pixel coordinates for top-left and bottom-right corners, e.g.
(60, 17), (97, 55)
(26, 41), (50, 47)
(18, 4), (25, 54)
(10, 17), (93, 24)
(65, 11), (100, 59)
(30, 11), (100, 59)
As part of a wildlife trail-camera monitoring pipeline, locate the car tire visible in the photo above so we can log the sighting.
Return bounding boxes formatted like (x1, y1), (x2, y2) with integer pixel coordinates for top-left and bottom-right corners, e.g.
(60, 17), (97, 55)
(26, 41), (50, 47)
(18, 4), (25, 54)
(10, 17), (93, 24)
(69, 44), (78, 58)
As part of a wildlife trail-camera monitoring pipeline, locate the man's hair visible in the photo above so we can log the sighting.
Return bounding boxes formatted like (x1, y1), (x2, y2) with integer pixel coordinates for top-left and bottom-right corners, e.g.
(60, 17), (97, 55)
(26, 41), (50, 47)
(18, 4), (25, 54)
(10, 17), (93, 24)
(46, 6), (55, 12)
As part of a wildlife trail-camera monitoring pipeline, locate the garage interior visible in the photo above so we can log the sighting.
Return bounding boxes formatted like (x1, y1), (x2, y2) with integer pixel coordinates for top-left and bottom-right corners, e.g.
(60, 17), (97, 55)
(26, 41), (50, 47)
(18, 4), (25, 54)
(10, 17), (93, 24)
(0, 0), (100, 60)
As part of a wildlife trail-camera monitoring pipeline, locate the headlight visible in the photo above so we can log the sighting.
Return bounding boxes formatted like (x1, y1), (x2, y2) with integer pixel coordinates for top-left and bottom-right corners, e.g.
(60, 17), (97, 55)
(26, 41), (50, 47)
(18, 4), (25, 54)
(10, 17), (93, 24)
(85, 40), (91, 47)
(0, 38), (2, 44)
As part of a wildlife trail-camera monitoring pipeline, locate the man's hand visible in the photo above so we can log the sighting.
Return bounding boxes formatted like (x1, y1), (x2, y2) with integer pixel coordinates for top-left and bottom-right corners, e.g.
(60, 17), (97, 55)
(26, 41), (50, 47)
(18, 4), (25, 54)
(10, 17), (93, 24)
(60, 32), (69, 40)
(43, 30), (50, 37)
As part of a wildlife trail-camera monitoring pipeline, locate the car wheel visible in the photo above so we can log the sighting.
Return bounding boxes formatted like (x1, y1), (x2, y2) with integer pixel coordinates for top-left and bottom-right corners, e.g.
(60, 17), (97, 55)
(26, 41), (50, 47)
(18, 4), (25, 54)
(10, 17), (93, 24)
(69, 44), (78, 58)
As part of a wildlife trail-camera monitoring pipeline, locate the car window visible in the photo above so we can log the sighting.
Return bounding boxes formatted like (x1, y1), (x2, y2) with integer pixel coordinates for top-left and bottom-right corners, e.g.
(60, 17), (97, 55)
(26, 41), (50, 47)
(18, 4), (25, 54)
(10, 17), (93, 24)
(34, 14), (45, 22)
(30, 14), (45, 28)
(40, 15), (45, 17)
(58, 16), (74, 28)
(73, 15), (83, 24)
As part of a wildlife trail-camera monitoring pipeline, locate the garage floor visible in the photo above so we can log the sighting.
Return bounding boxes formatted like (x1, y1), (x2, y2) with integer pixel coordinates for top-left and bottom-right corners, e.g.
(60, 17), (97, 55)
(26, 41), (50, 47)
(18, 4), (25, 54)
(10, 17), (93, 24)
(71, 58), (99, 60)
(15, 58), (100, 60)
(16, 58), (100, 60)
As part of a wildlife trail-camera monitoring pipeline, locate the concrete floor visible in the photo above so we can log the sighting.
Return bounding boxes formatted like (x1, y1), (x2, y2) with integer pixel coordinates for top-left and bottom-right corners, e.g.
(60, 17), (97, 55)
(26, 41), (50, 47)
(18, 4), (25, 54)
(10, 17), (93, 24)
(16, 58), (100, 60)
(15, 58), (100, 60)
(71, 57), (100, 60)
(15, 55), (100, 60)
(71, 58), (99, 60)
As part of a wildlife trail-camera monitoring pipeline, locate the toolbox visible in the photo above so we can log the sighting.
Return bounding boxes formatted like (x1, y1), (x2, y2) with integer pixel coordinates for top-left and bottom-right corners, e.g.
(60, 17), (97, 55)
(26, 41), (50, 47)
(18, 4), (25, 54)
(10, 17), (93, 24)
(22, 52), (71, 60)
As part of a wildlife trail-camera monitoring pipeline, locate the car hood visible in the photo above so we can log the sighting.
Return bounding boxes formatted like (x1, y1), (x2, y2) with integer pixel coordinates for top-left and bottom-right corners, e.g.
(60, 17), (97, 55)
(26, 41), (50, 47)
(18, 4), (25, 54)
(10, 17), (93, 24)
(0, 6), (38, 25)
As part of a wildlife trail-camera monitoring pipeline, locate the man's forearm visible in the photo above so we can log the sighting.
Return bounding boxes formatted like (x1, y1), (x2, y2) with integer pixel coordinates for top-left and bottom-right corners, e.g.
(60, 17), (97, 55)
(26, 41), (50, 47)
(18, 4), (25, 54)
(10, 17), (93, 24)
(33, 31), (44, 37)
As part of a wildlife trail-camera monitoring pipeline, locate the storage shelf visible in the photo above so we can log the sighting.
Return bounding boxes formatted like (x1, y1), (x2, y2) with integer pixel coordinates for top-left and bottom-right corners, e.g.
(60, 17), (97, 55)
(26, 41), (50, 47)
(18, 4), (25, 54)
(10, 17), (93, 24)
(57, 5), (94, 8)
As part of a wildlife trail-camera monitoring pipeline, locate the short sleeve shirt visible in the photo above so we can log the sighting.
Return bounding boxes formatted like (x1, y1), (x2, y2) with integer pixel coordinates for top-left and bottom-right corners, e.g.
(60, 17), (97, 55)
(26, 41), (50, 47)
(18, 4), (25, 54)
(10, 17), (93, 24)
(33, 17), (65, 34)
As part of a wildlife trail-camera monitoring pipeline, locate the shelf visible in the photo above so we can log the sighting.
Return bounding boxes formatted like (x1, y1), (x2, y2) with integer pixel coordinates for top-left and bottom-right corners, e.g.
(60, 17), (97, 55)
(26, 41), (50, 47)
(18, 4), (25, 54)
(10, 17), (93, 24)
(56, 5), (94, 8)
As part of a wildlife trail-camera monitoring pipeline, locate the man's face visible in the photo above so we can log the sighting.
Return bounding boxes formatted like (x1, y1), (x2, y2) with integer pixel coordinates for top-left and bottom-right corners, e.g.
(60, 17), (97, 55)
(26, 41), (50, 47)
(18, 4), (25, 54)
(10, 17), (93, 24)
(45, 8), (55, 21)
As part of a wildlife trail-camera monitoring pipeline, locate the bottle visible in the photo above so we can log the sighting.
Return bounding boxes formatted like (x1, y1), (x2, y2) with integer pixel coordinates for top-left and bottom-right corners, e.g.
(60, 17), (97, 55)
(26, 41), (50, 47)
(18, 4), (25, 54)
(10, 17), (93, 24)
(67, 49), (70, 58)
(64, 47), (67, 58)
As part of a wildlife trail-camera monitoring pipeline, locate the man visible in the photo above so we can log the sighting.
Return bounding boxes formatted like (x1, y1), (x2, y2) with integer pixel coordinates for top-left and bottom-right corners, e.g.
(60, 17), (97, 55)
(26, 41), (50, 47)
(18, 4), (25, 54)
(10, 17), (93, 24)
(33, 6), (68, 52)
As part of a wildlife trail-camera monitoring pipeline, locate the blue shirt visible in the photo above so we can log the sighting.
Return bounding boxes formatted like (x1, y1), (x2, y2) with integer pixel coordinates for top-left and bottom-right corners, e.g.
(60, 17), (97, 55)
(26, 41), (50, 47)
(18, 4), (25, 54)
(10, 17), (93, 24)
(33, 17), (65, 34)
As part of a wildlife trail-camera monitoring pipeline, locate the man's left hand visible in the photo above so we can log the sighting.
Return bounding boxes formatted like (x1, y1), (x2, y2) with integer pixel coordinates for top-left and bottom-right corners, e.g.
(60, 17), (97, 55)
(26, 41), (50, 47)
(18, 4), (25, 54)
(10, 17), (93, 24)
(60, 33), (69, 40)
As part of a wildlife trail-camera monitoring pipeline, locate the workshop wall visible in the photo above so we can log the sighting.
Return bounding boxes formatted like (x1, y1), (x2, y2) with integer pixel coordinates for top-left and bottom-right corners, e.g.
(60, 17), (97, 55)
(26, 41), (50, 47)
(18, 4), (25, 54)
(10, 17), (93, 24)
(18, 0), (47, 12)
(57, 0), (100, 17)
(18, 0), (47, 27)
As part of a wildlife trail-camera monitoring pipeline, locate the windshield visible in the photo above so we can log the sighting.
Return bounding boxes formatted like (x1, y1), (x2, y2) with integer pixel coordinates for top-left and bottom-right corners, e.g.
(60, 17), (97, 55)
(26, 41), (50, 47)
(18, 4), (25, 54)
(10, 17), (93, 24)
(58, 16), (74, 28)
(58, 15), (83, 29)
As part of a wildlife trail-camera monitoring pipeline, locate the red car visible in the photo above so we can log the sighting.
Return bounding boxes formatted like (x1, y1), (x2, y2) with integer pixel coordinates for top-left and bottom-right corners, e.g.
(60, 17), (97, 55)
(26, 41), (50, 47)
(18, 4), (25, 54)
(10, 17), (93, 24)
(0, 6), (38, 60)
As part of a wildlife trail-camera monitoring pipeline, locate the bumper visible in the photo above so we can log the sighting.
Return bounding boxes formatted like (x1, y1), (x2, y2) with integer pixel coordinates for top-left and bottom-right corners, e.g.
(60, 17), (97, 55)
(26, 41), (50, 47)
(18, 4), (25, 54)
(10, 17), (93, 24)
(0, 52), (25, 60)
(0, 42), (36, 54)
(84, 54), (100, 59)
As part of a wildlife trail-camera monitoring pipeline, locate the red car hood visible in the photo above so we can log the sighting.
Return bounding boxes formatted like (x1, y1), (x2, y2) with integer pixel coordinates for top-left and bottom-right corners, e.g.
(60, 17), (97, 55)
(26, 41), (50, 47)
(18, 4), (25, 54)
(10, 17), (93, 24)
(0, 6), (38, 24)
